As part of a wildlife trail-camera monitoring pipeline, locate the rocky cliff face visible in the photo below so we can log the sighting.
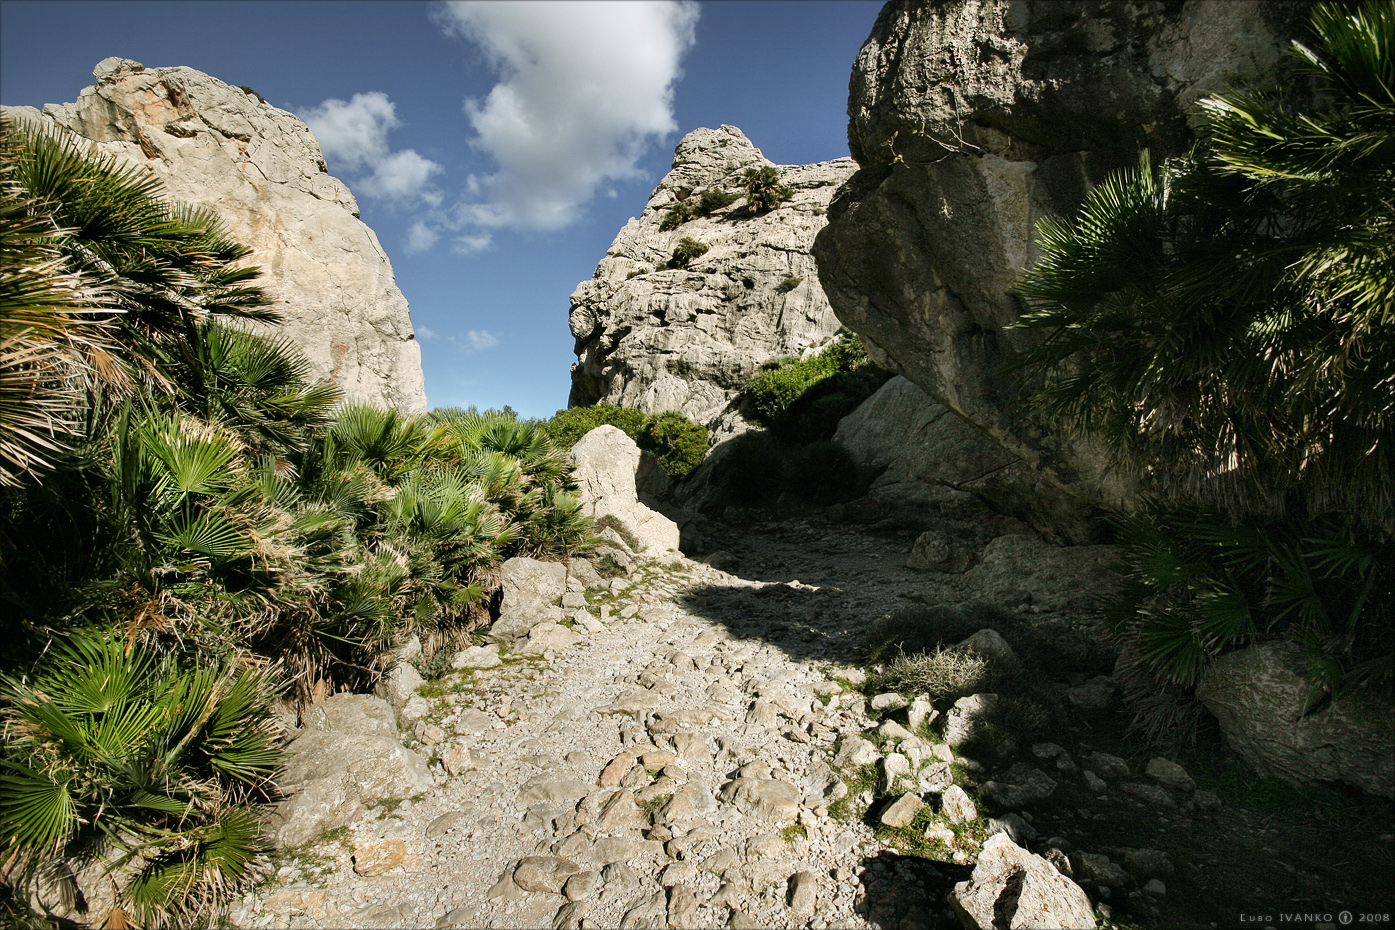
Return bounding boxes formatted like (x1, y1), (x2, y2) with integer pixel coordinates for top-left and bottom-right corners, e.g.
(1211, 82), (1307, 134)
(814, 1), (1310, 538)
(4, 58), (427, 413)
(569, 126), (856, 430)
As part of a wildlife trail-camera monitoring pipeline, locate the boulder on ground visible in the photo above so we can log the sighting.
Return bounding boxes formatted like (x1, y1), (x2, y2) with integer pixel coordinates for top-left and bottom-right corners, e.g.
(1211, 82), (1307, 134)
(1197, 641), (1395, 798)
(942, 693), (1000, 748)
(570, 426), (681, 555)
(500, 556), (567, 614)
(302, 693), (398, 740)
(961, 534), (1119, 612)
(272, 730), (433, 847)
(949, 833), (1097, 930)
(374, 662), (424, 713)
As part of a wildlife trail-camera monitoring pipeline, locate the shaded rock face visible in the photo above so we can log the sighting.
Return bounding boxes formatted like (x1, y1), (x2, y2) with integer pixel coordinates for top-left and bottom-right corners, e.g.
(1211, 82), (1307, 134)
(814, 1), (1310, 538)
(835, 375), (1019, 512)
(568, 125), (857, 430)
(3, 57), (426, 412)
(1197, 641), (1395, 799)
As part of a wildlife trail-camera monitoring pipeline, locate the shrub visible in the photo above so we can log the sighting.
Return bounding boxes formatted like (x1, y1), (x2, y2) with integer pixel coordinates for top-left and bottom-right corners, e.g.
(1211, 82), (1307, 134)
(872, 646), (991, 704)
(639, 410), (709, 481)
(781, 440), (864, 505)
(542, 403), (647, 448)
(776, 276), (802, 294)
(542, 404), (708, 483)
(744, 333), (890, 443)
(696, 189), (738, 215)
(658, 200), (697, 231)
(1108, 505), (1394, 697)
(0, 631), (282, 928)
(742, 166), (794, 212)
(1011, 2), (1395, 526)
(668, 237), (709, 269)
(712, 431), (785, 506)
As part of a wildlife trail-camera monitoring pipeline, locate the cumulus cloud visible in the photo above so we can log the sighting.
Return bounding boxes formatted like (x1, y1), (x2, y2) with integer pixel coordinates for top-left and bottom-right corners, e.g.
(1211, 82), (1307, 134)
(303, 92), (442, 205)
(433, 0), (699, 232)
(422, 328), (501, 353)
(404, 220), (441, 254)
(463, 329), (500, 353)
(452, 233), (494, 255)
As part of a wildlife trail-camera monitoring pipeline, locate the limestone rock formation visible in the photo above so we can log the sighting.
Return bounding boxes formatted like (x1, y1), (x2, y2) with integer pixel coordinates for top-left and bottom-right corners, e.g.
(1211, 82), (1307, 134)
(570, 426), (681, 555)
(834, 375), (1019, 514)
(3, 57), (426, 412)
(1197, 641), (1395, 798)
(569, 125), (856, 430)
(948, 832), (1097, 930)
(814, 1), (1311, 538)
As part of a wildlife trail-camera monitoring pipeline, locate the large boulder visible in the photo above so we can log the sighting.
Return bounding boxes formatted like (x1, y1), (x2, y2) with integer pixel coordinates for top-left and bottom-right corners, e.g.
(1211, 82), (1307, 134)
(270, 694), (433, 848)
(834, 375), (1041, 531)
(960, 534), (1120, 613)
(813, 1), (1311, 539)
(569, 125), (857, 432)
(2, 58), (426, 412)
(949, 832), (1096, 930)
(571, 426), (681, 555)
(1197, 641), (1395, 798)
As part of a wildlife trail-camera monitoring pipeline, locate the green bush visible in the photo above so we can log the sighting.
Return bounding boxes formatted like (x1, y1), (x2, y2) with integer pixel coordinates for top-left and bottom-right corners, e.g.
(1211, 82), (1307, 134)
(742, 166), (794, 212)
(781, 440), (864, 505)
(640, 410), (709, 481)
(776, 276), (802, 294)
(1012, 1), (1394, 526)
(542, 403), (647, 448)
(712, 431), (786, 506)
(0, 631), (282, 928)
(658, 200), (697, 231)
(668, 237), (709, 269)
(1109, 506), (1393, 697)
(1012, 2), (1395, 701)
(744, 333), (890, 443)
(543, 404), (708, 482)
(696, 189), (738, 214)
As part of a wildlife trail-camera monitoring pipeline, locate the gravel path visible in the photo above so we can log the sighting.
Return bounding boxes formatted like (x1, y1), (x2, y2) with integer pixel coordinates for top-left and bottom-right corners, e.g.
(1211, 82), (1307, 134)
(229, 521), (1048, 930)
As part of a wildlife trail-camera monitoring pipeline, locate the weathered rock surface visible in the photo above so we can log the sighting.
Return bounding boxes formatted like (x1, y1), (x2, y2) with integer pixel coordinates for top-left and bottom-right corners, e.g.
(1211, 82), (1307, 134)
(835, 375), (1021, 515)
(570, 426), (681, 554)
(271, 696), (433, 847)
(569, 125), (857, 430)
(814, 1), (1311, 539)
(949, 833), (1097, 930)
(3, 58), (426, 412)
(1197, 641), (1395, 798)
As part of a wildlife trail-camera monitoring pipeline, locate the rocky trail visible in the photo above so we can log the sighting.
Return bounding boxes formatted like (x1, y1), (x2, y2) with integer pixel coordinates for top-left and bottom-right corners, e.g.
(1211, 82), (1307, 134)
(231, 516), (1392, 930)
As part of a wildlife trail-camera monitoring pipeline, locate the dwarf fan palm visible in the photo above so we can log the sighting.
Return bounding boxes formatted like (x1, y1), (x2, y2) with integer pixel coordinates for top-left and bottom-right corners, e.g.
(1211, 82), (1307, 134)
(1012, 1), (1395, 527)
(0, 630), (281, 929)
(3, 117), (276, 405)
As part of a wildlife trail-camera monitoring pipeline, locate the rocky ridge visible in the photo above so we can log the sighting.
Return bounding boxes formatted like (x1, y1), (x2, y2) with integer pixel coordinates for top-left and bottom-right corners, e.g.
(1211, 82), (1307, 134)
(3, 57), (427, 412)
(813, 0), (1312, 539)
(569, 125), (856, 434)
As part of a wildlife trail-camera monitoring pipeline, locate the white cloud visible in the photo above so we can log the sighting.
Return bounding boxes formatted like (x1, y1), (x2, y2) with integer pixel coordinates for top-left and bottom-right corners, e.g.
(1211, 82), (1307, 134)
(463, 329), (500, 353)
(433, 0), (698, 232)
(404, 220), (441, 254)
(452, 233), (494, 255)
(416, 326), (439, 340)
(302, 92), (442, 205)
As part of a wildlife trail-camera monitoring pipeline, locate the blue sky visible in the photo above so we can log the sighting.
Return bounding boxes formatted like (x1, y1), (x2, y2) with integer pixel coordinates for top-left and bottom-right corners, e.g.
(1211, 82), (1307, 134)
(1, 0), (882, 418)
